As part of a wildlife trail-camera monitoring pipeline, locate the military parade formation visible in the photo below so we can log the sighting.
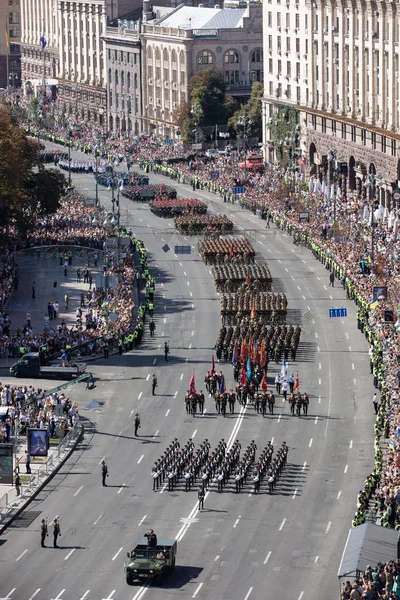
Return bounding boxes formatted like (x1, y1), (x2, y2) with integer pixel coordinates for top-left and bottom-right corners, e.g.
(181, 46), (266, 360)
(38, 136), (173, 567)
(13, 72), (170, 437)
(150, 438), (289, 497)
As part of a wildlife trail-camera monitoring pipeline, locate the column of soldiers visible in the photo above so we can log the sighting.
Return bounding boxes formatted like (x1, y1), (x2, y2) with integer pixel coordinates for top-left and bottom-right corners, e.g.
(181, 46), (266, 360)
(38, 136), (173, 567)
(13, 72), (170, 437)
(151, 438), (183, 491)
(184, 390), (206, 416)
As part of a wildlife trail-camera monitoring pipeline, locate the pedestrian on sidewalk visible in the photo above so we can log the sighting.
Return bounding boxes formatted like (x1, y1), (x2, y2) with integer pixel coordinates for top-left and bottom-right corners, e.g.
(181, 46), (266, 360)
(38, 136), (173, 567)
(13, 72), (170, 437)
(41, 519), (48, 547)
(152, 374), (158, 395)
(32, 282), (36, 299)
(15, 472), (21, 497)
(329, 272), (335, 287)
(25, 449), (31, 474)
(53, 518), (61, 548)
(101, 460), (108, 486)
(134, 413), (141, 436)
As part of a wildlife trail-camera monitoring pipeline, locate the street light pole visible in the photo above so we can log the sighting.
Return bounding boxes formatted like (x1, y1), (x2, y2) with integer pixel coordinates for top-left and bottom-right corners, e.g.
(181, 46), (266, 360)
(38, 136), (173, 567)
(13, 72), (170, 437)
(68, 130), (72, 187)
(95, 147), (99, 206)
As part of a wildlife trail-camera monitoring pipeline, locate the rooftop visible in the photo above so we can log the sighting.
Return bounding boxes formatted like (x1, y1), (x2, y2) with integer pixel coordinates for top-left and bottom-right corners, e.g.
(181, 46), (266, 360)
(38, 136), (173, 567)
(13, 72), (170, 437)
(155, 5), (248, 30)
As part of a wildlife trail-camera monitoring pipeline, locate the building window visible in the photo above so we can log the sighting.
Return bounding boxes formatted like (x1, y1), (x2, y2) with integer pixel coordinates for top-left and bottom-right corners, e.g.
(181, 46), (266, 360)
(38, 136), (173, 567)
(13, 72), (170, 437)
(322, 117), (326, 133)
(108, 68), (112, 84)
(381, 135), (386, 153)
(251, 48), (263, 63)
(198, 50), (213, 65)
(372, 132), (376, 149)
(296, 86), (300, 102)
(268, 11), (272, 26)
(115, 70), (119, 85)
(332, 120), (336, 135)
(224, 50), (239, 64)
(225, 70), (239, 84)
(351, 126), (356, 142)
(9, 12), (19, 24)
(392, 139), (397, 157)
(269, 58), (273, 74)
(341, 123), (346, 139)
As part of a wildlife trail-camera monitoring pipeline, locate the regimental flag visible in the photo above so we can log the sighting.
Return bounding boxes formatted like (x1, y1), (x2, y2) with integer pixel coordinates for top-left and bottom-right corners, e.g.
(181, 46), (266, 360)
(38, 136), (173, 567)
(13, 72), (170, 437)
(240, 366), (246, 386)
(260, 375), (268, 391)
(293, 373), (300, 392)
(370, 297), (379, 310)
(232, 342), (238, 366)
(246, 356), (252, 379)
(281, 357), (288, 378)
(5, 22), (9, 48)
(40, 31), (47, 49)
(388, 440), (396, 452)
(219, 374), (226, 393)
(241, 340), (247, 362)
(250, 297), (256, 319)
(189, 372), (196, 396)
(253, 343), (260, 365)
(210, 355), (216, 376)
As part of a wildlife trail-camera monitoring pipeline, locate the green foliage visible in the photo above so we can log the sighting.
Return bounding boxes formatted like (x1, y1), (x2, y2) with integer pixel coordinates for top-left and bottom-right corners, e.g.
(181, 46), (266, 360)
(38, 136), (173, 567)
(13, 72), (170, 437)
(229, 82), (263, 138)
(267, 104), (299, 165)
(24, 168), (67, 214)
(189, 68), (234, 130)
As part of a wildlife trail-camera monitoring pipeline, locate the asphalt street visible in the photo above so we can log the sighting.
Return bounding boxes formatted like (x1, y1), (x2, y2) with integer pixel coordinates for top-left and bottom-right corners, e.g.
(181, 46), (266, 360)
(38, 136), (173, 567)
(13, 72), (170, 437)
(0, 145), (376, 600)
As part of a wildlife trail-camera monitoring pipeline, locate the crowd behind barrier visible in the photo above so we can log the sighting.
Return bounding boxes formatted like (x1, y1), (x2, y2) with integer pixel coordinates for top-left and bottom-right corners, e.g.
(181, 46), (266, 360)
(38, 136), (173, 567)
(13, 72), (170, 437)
(0, 192), (154, 362)
(21, 124), (400, 531)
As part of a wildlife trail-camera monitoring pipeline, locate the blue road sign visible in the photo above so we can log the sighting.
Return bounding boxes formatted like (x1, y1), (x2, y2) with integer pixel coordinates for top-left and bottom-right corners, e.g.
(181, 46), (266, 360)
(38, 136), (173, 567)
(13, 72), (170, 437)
(232, 186), (246, 195)
(329, 308), (348, 318)
(174, 245), (192, 255)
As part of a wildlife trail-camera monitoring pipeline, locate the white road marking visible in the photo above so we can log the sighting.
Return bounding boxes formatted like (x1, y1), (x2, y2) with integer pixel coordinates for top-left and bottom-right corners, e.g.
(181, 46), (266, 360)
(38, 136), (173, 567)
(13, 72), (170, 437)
(258, 240), (264, 245)
(165, 409), (170, 417)
(291, 276), (295, 281)
(189, 343), (192, 349)
(337, 490), (342, 500)
(180, 373), (184, 380)
(285, 268), (288, 272)
(192, 583), (204, 598)
(317, 276), (320, 281)
(159, 482), (167, 494)
(314, 556), (319, 564)
(303, 295), (306, 300)
(16, 549), (28, 561)
(354, 378), (356, 385)
(191, 330), (194, 336)
(79, 592), (90, 600)
(345, 332), (349, 339)
(184, 271), (187, 276)
(192, 429), (197, 438)
(318, 378), (321, 385)
(64, 549), (75, 561)
(112, 547), (123, 561)
(138, 392), (143, 400)
(297, 285), (301, 291)
(104, 592), (116, 600)
(138, 515), (147, 526)
(314, 416), (318, 424)
(348, 346), (351, 352)
(53, 592), (65, 600)
(349, 440), (353, 448)
(153, 357), (158, 363)
(279, 518), (286, 531)
(146, 374), (150, 381)
(244, 588), (254, 600)
(323, 285), (327, 290)
(28, 590), (41, 600)
(267, 248), (272, 253)
(329, 295), (333, 300)
(187, 281), (190, 286)
(271, 437), (274, 445)
(115, 430), (122, 442)
(190, 292), (193, 297)
(326, 521), (332, 533)
(302, 461), (307, 470)
(164, 318), (167, 324)
(261, 234), (266, 238)
(93, 514), (103, 525)
(174, 391), (178, 398)
(302, 259), (306, 263)
(309, 438), (313, 447)
(277, 414), (281, 423)
(319, 362), (321, 370)
(233, 515), (242, 528)
(318, 396), (321, 404)
(352, 363), (355, 370)
(5, 589), (16, 598)
(153, 430), (159, 439)
(344, 464), (348, 474)
(298, 593), (304, 600)
(263, 551), (272, 564)
(315, 332), (318, 338)
(74, 485), (83, 497)
(117, 484), (126, 494)
(138, 455), (144, 464)
(292, 488), (298, 499)
(215, 554), (220, 561)
(317, 346), (320, 352)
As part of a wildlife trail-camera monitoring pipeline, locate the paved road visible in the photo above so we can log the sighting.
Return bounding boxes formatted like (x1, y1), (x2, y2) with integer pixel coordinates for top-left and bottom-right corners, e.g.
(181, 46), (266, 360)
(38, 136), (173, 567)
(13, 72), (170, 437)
(0, 146), (375, 600)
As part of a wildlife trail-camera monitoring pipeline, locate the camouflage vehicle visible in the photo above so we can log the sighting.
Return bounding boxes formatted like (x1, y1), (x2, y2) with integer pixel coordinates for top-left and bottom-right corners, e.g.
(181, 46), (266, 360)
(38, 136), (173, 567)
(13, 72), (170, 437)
(124, 538), (177, 585)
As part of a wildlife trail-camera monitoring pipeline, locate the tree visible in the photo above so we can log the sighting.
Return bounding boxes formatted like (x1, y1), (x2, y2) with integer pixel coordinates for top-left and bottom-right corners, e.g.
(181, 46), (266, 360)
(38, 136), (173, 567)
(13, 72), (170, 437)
(0, 106), (67, 234)
(172, 100), (192, 142)
(230, 82), (263, 139)
(189, 68), (234, 129)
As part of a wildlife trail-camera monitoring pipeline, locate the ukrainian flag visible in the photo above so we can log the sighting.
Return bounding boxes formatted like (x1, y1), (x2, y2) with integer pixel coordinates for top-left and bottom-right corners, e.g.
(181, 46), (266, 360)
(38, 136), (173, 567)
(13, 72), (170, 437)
(370, 297), (379, 309)
(5, 23), (9, 48)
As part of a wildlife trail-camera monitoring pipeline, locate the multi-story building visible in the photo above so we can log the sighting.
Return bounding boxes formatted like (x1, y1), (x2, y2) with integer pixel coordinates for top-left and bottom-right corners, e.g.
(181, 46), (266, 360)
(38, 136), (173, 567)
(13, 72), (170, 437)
(140, 3), (263, 136)
(0, 0), (21, 90)
(103, 21), (142, 134)
(262, 0), (400, 208)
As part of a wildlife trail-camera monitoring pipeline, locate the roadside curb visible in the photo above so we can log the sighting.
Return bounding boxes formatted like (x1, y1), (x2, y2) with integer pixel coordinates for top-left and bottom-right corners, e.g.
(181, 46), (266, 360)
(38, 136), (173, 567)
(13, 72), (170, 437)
(0, 422), (85, 536)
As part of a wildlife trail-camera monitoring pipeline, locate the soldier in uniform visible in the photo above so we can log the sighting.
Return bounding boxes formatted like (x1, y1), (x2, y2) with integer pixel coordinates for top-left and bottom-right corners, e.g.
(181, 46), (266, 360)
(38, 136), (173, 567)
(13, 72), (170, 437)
(41, 519), (48, 547)
(101, 460), (108, 486)
(152, 374), (158, 395)
(198, 390), (205, 414)
(53, 517), (61, 548)
(134, 413), (141, 436)
(145, 529), (157, 548)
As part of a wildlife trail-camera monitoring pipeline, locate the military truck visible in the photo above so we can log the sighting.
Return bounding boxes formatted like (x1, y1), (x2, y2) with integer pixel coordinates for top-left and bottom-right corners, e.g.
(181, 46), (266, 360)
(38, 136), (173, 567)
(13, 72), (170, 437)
(10, 352), (87, 379)
(124, 538), (177, 585)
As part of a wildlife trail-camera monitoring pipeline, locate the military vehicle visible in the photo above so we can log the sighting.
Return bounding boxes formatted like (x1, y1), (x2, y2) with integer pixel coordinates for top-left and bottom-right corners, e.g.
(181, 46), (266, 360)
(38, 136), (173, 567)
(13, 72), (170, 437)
(124, 538), (177, 585)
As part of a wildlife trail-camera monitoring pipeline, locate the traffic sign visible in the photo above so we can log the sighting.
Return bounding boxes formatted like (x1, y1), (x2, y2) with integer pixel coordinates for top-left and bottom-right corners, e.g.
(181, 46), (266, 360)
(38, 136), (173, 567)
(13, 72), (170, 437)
(393, 192), (400, 201)
(174, 245), (191, 254)
(232, 186), (246, 195)
(303, 310), (313, 321)
(329, 308), (348, 318)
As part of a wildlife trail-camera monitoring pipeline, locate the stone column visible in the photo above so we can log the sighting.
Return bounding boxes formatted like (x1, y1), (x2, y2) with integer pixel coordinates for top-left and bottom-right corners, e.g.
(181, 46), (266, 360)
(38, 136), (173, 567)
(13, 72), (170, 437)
(88, 4), (94, 85)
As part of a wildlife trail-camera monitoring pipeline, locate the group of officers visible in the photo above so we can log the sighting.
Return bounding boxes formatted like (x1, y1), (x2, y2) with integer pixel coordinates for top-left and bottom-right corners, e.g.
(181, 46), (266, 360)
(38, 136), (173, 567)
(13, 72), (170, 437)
(150, 438), (289, 496)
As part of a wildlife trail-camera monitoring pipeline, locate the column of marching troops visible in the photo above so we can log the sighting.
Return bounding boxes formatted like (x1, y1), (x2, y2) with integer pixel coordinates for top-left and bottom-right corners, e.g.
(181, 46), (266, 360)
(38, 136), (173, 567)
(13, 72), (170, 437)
(151, 438), (289, 495)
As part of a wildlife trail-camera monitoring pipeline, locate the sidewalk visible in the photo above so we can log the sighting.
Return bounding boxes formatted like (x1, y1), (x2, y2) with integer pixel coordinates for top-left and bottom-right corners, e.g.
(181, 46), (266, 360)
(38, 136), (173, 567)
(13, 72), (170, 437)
(0, 422), (83, 533)
(0, 253), (101, 366)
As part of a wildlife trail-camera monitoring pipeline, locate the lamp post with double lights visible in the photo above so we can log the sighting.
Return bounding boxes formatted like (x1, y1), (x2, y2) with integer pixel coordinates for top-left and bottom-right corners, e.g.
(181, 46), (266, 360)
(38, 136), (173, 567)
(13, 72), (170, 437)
(238, 114), (252, 179)
(327, 150), (338, 224)
(365, 170), (383, 267)
(191, 104), (203, 145)
(284, 126), (300, 191)
(67, 129), (73, 187)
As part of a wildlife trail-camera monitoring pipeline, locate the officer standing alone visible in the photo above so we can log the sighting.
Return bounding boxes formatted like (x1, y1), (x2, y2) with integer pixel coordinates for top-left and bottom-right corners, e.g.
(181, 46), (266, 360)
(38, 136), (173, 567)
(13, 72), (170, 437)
(152, 374), (158, 395)
(53, 517), (61, 548)
(134, 413), (141, 436)
(41, 519), (48, 547)
(198, 487), (205, 511)
(101, 460), (108, 486)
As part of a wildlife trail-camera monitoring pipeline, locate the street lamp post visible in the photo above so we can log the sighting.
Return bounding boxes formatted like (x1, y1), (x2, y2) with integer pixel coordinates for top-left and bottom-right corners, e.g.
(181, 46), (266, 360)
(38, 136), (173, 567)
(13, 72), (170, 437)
(67, 129), (73, 187)
(191, 104), (203, 146)
(327, 150), (338, 224)
(238, 114), (252, 179)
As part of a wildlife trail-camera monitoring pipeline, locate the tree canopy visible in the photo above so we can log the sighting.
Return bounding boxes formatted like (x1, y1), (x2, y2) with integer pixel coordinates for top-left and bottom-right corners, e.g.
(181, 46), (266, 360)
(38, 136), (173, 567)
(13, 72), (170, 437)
(0, 106), (67, 233)
(230, 82), (263, 139)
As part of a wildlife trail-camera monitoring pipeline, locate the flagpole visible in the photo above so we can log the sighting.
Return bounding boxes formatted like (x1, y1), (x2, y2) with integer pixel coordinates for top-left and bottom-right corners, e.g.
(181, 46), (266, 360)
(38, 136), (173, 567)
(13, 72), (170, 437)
(6, 15), (9, 89)
(42, 21), (46, 102)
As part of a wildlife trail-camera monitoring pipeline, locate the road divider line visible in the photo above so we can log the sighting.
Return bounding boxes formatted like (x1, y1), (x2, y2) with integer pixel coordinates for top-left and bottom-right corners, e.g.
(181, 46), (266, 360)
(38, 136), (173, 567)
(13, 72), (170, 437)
(309, 438), (313, 447)
(79, 592), (90, 600)
(349, 440), (353, 448)
(112, 547), (123, 561)
(146, 374), (150, 381)
(138, 455), (144, 464)
(64, 548), (75, 561)
(292, 488), (298, 499)
(314, 416), (318, 424)
(263, 551), (272, 564)
(279, 518), (286, 531)
(215, 555), (220, 561)
(159, 483), (167, 494)
(192, 429), (197, 438)
(180, 373), (184, 380)
(302, 461), (307, 471)
(117, 484), (126, 495)
(192, 583), (203, 598)
(153, 430), (159, 439)
(165, 409), (170, 417)
(298, 593), (304, 600)
(16, 549), (28, 561)
(93, 514), (103, 525)
(337, 490), (342, 500)
(29, 590), (41, 600)
(233, 515), (241, 528)
(138, 515), (147, 526)
(244, 588), (253, 600)
(314, 556), (319, 563)
(138, 392), (143, 400)
(174, 391), (178, 398)
(326, 521), (332, 534)
(105, 591), (116, 600)
(53, 591), (65, 600)
(344, 464), (348, 474)
(6, 589), (16, 598)
(74, 485), (83, 497)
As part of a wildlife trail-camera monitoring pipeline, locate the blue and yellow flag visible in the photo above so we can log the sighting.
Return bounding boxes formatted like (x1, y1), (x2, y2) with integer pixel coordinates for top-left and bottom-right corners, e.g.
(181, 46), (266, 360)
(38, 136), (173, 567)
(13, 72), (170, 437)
(5, 23), (9, 47)
(370, 297), (379, 310)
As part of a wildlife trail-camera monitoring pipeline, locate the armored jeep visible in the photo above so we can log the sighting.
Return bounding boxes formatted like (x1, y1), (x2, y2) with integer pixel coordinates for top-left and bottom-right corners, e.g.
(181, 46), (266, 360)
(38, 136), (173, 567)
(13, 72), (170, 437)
(124, 538), (177, 585)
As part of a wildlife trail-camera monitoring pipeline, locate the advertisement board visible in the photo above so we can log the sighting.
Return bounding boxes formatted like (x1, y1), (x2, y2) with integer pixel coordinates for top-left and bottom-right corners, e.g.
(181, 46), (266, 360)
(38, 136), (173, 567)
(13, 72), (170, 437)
(28, 428), (49, 457)
(0, 443), (13, 484)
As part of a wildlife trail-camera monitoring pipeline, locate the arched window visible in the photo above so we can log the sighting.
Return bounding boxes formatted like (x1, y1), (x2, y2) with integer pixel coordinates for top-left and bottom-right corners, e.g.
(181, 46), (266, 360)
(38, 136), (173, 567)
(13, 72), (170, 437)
(121, 71), (124, 89)
(224, 49), (239, 64)
(147, 46), (152, 59)
(198, 50), (214, 65)
(250, 48), (263, 63)
(127, 72), (131, 89)
(134, 73), (138, 89)
(115, 69), (119, 85)
(108, 68), (112, 84)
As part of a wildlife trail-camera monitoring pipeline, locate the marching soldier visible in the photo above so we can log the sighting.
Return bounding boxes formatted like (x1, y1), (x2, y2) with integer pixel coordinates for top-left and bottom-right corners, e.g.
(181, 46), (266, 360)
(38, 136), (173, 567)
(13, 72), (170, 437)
(198, 390), (205, 414)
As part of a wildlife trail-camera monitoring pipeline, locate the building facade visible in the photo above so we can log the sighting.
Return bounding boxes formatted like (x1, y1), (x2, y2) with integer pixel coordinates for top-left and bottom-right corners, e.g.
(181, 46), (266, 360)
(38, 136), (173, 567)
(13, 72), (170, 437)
(103, 22), (142, 134)
(0, 0), (21, 90)
(262, 0), (400, 208)
(140, 4), (263, 136)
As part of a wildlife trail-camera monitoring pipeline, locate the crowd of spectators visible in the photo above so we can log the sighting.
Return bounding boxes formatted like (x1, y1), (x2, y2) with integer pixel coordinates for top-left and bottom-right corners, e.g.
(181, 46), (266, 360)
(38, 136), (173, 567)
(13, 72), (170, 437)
(341, 560), (400, 599)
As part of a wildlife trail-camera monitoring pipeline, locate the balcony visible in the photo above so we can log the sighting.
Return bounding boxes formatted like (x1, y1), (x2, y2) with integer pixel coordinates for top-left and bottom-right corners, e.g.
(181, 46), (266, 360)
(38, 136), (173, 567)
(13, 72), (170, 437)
(225, 83), (252, 96)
